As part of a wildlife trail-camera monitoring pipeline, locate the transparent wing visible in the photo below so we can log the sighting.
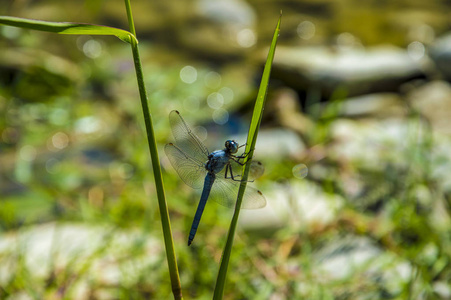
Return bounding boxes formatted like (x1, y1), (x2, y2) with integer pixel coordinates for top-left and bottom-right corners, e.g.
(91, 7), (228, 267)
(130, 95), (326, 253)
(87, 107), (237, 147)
(209, 166), (266, 209)
(166, 110), (265, 207)
(228, 160), (265, 181)
(164, 143), (205, 189)
(249, 160), (265, 179)
(168, 110), (209, 163)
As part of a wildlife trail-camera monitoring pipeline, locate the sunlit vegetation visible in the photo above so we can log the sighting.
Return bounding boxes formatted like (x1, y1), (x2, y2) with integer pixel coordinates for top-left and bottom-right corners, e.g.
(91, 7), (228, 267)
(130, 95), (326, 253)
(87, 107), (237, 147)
(1, 1), (451, 299)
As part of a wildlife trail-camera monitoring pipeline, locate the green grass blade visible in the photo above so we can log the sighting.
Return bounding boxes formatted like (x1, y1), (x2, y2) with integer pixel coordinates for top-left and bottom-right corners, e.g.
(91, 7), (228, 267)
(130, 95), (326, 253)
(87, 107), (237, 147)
(129, 39), (182, 300)
(213, 13), (282, 300)
(123, 1), (182, 298)
(0, 16), (136, 44)
(1, 7), (181, 298)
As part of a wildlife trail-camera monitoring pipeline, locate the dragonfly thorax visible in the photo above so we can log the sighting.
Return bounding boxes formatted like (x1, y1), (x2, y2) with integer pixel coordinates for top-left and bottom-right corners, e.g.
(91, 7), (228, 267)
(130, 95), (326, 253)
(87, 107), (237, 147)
(204, 140), (239, 174)
(205, 149), (231, 174)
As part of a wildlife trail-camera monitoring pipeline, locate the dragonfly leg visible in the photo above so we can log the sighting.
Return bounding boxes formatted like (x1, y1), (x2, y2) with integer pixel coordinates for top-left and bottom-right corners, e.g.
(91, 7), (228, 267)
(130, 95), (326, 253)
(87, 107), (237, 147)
(234, 146), (255, 161)
(225, 163), (241, 181)
(230, 155), (255, 166)
(224, 163), (254, 182)
(225, 163), (238, 180)
(231, 157), (246, 166)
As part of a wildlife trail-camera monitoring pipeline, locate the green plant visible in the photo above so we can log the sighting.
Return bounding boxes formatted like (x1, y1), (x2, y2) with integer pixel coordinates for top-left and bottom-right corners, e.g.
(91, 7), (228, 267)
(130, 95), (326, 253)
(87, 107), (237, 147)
(0, 3), (281, 299)
(0, 3), (182, 298)
(214, 14), (281, 299)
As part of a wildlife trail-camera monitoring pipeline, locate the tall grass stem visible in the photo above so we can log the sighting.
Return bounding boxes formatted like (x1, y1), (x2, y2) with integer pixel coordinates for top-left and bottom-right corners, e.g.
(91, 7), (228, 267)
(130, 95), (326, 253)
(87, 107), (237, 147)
(213, 13), (282, 300)
(124, 1), (182, 299)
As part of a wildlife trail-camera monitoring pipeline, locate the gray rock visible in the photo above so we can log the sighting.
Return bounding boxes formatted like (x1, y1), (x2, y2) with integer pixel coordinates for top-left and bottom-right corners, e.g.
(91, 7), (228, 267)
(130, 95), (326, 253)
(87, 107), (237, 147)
(314, 235), (412, 298)
(272, 46), (426, 98)
(0, 223), (162, 299)
(240, 180), (344, 230)
(196, 0), (255, 28)
(254, 128), (307, 161)
(337, 93), (406, 118)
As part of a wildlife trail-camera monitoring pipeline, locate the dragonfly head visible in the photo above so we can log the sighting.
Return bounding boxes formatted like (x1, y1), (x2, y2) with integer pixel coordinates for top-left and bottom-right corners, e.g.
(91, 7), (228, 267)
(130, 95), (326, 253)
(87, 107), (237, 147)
(225, 140), (239, 154)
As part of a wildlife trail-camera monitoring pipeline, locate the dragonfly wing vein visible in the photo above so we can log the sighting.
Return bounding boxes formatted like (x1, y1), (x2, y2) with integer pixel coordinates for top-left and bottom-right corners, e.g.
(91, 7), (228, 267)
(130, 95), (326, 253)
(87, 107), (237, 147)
(210, 170), (266, 209)
(165, 143), (205, 189)
(228, 160), (265, 181)
(169, 110), (209, 164)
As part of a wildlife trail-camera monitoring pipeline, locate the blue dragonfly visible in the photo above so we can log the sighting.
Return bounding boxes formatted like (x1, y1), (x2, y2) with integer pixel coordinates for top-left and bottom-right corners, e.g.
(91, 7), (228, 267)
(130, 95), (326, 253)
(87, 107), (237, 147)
(164, 110), (266, 246)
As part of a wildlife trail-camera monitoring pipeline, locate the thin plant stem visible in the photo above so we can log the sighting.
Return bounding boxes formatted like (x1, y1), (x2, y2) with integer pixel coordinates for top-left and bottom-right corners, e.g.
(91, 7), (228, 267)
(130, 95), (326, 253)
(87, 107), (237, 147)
(213, 13), (281, 300)
(124, 1), (182, 299)
(0, 4), (183, 299)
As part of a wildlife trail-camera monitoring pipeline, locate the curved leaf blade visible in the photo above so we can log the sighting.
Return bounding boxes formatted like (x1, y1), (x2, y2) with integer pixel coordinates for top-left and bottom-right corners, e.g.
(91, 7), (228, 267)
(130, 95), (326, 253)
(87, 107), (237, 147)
(0, 16), (136, 44)
(213, 12), (282, 300)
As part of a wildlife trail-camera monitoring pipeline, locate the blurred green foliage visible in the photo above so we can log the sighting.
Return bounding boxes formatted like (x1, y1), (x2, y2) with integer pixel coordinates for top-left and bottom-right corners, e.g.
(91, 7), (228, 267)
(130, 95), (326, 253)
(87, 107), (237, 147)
(1, 1), (451, 299)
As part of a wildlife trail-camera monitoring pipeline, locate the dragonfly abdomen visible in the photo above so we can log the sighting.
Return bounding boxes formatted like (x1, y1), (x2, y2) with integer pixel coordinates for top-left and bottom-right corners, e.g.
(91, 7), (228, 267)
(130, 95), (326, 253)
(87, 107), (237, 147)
(188, 174), (216, 246)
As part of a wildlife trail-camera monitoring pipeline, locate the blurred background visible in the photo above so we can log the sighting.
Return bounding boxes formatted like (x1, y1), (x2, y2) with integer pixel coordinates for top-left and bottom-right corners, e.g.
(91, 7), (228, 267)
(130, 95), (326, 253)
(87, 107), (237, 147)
(1, 0), (451, 299)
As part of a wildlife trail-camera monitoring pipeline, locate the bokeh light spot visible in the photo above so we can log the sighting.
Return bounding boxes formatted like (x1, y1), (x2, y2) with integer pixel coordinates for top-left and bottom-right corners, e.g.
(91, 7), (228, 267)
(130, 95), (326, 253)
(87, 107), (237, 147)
(204, 71), (222, 88)
(297, 21), (315, 40)
(19, 145), (37, 162)
(83, 39), (102, 59)
(194, 126), (208, 142)
(180, 66), (197, 84)
(219, 87), (234, 104)
(237, 28), (256, 48)
(293, 164), (308, 179)
(52, 132), (69, 150)
(207, 92), (224, 109)
(46, 158), (60, 174)
(212, 109), (229, 125)
(407, 41), (425, 60)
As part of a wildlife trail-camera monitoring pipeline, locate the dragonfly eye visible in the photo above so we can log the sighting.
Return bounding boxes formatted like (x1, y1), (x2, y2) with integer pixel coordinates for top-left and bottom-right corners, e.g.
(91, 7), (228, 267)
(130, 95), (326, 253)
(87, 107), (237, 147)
(225, 140), (239, 153)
